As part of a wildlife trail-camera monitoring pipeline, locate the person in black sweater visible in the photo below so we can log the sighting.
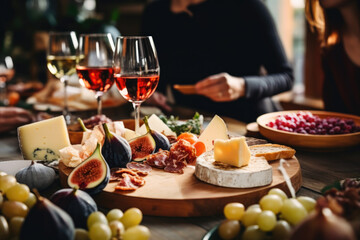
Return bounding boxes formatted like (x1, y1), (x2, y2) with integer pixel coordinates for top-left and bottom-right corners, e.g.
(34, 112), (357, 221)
(142, 0), (294, 122)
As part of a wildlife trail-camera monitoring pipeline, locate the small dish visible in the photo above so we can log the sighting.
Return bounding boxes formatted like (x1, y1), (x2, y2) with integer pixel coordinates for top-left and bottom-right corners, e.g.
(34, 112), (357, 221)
(257, 110), (360, 150)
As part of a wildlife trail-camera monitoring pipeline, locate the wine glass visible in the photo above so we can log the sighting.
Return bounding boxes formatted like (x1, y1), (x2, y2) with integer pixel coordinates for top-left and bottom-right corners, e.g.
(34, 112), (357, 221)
(47, 32), (78, 124)
(0, 56), (14, 106)
(113, 36), (160, 133)
(76, 34), (115, 116)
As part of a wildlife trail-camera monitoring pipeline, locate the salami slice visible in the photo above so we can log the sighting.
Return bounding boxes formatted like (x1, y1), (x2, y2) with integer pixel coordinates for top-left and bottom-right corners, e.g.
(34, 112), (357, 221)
(110, 168), (138, 181)
(145, 149), (169, 168)
(164, 158), (187, 174)
(126, 162), (152, 174)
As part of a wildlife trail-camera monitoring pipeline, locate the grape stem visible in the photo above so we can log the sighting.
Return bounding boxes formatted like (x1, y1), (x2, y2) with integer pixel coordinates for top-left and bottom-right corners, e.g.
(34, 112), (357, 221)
(278, 159), (296, 198)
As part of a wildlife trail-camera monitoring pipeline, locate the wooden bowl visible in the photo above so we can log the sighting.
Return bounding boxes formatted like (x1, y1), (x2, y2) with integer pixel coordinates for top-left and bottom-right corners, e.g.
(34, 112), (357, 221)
(257, 111), (360, 150)
(68, 119), (142, 144)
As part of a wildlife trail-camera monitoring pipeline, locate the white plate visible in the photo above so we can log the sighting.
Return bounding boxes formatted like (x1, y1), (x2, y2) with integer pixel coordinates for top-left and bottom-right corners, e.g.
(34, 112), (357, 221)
(0, 160), (32, 176)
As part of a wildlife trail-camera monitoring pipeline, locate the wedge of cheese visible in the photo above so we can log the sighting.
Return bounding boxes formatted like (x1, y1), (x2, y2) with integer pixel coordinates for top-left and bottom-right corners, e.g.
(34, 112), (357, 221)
(138, 114), (176, 136)
(213, 137), (250, 167)
(199, 115), (229, 151)
(18, 116), (71, 161)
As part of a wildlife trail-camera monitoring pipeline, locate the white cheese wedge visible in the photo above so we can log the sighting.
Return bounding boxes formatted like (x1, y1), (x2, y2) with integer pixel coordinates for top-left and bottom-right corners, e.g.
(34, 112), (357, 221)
(214, 137), (250, 167)
(123, 128), (139, 141)
(18, 116), (71, 161)
(198, 115), (229, 151)
(138, 114), (176, 136)
(195, 151), (272, 188)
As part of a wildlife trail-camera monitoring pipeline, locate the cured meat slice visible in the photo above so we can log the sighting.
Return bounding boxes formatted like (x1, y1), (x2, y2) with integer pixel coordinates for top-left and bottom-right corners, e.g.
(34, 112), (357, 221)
(126, 162), (152, 175)
(145, 149), (169, 168)
(110, 168), (138, 181)
(169, 139), (197, 164)
(164, 158), (187, 174)
(114, 173), (145, 191)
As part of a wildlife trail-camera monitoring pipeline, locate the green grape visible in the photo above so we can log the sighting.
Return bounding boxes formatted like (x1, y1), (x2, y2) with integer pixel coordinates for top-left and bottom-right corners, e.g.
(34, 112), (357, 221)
(122, 225), (151, 240)
(9, 217), (24, 237)
(107, 208), (124, 222)
(87, 211), (108, 229)
(268, 188), (288, 201)
(121, 208), (143, 229)
(297, 196), (316, 213)
(6, 184), (30, 202)
(272, 220), (292, 240)
(257, 210), (276, 232)
(24, 192), (36, 209)
(241, 207), (261, 227)
(2, 201), (28, 219)
(0, 175), (17, 193)
(218, 220), (241, 240)
(280, 198), (307, 225)
(74, 228), (90, 240)
(224, 202), (245, 220)
(89, 222), (111, 240)
(0, 216), (10, 240)
(259, 194), (283, 214)
(109, 220), (125, 238)
(247, 204), (261, 210)
(242, 225), (266, 240)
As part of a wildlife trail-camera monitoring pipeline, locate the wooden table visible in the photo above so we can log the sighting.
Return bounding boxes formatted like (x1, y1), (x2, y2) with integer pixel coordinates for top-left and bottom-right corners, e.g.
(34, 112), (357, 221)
(1, 105), (359, 240)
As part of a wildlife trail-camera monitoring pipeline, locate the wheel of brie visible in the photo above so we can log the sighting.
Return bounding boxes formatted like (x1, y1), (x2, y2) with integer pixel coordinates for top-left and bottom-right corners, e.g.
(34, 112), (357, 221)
(195, 151), (273, 188)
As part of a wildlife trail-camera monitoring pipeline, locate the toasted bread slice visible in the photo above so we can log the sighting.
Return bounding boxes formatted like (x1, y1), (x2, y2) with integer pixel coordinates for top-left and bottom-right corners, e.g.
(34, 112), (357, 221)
(249, 144), (296, 161)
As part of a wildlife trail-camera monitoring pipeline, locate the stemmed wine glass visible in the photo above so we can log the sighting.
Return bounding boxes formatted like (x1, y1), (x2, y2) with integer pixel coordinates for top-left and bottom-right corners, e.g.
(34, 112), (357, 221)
(47, 32), (78, 124)
(76, 34), (115, 116)
(0, 55), (14, 106)
(113, 36), (160, 133)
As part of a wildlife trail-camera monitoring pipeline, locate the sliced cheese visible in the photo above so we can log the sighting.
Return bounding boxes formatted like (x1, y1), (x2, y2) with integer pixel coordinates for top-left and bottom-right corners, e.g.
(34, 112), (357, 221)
(195, 150), (272, 188)
(138, 114), (176, 136)
(18, 116), (71, 161)
(198, 115), (229, 151)
(123, 128), (139, 141)
(214, 137), (250, 167)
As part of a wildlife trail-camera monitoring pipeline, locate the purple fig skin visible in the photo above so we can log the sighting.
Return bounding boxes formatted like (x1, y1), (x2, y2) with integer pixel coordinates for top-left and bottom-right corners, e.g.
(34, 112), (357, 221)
(102, 123), (132, 168)
(50, 188), (97, 229)
(68, 143), (110, 195)
(143, 116), (170, 152)
(20, 197), (75, 240)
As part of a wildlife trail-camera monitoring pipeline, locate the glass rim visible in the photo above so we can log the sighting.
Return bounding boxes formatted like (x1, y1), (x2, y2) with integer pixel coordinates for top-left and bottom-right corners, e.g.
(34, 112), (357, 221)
(49, 31), (76, 35)
(117, 36), (153, 40)
(79, 33), (112, 38)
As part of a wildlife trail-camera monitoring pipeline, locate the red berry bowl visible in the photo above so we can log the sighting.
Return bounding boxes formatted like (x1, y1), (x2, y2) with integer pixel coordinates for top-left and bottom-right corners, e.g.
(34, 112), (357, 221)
(257, 111), (360, 150)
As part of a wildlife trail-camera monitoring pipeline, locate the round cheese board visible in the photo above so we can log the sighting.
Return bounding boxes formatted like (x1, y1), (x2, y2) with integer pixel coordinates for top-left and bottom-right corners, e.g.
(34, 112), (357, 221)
(59, 156), (301, 217)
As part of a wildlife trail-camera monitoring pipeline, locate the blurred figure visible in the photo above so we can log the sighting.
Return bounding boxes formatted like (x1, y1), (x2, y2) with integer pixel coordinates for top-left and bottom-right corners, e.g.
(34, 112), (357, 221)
(142, 0), (294, 122)
(306, 0), (360, 115)
(0, 107), (34, 133)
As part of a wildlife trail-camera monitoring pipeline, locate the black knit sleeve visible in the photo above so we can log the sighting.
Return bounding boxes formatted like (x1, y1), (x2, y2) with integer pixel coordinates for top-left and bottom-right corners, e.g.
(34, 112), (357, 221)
(243, 0), (294, 100)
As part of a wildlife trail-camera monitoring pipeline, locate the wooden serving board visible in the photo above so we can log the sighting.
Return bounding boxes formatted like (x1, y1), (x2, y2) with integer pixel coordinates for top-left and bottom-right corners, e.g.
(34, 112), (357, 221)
(59, 156), (301, 217)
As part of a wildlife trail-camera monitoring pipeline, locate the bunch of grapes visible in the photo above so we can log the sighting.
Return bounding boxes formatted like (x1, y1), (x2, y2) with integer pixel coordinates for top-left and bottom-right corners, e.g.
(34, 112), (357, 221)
(266, 111), (360, 135)
(82, 207), (150, 240)
(217, 188), (316, 240)
(0, 171), (36, 239)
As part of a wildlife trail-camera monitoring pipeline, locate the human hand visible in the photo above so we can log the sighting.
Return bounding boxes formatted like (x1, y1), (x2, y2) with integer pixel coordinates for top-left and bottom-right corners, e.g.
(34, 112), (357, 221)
(145, 92), (172, 112)
(195, 73), (246, 102)
(0, 107), (34, 133)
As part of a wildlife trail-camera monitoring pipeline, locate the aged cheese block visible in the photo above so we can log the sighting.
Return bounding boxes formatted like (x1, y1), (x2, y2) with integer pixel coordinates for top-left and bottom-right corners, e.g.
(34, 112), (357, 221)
(214, 137), (251, 167)
(18, 116), (71, 161)
(138, 114), (176, 136)
(195, 151), (272, 188)
(199, 115), (229, 152)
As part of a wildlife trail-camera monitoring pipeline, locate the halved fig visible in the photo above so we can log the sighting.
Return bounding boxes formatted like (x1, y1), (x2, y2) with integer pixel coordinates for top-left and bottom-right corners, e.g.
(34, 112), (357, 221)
(129, 132), (156, 161)
(67, 143), (109, 195)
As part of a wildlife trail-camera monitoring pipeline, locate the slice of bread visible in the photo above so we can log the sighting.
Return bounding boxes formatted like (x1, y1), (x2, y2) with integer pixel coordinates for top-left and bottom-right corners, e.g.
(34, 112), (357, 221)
(249, 144), (296, 161)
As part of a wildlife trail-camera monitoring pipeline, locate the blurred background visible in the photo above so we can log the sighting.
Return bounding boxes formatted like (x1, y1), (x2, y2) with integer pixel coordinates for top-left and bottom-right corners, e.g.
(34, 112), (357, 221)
(0, 0), (323, 110)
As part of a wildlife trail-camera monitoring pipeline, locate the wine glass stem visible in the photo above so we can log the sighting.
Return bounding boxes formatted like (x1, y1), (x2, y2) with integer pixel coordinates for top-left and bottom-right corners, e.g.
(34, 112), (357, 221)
(0, 81), (7, 106)
(61, 76), (70, 124)
(97, 95), (102, 115)
(133, 102), (141, 134)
